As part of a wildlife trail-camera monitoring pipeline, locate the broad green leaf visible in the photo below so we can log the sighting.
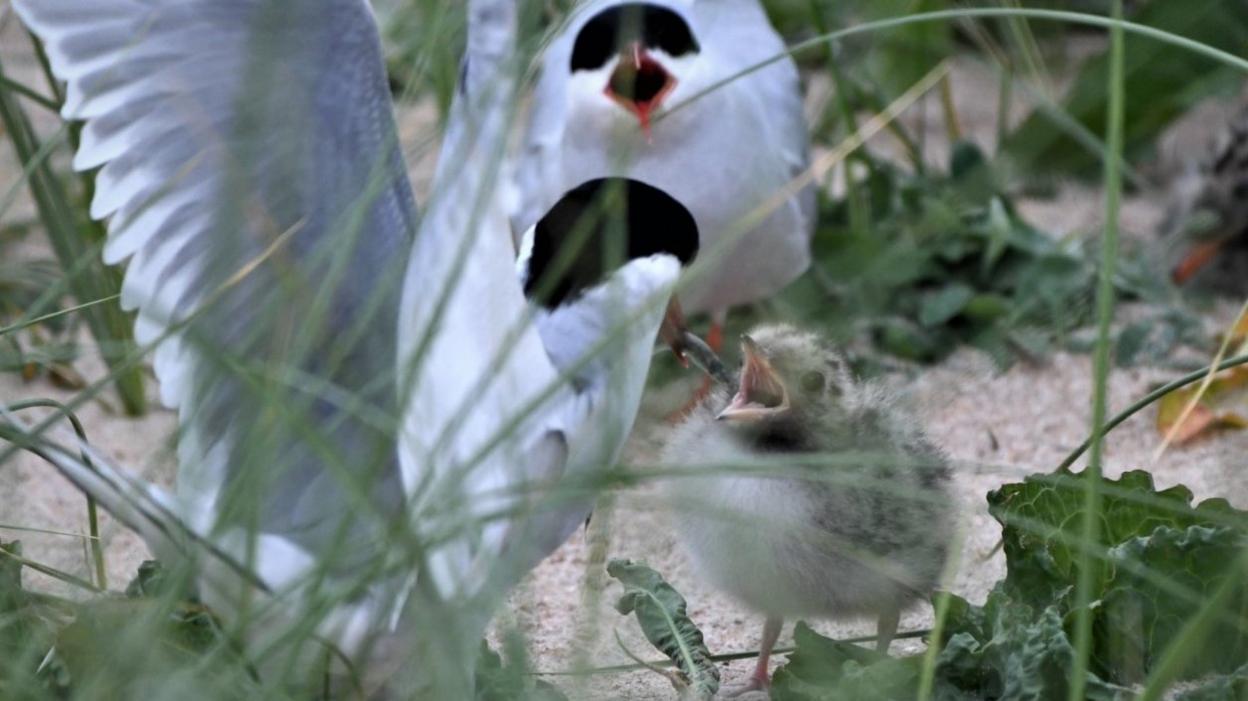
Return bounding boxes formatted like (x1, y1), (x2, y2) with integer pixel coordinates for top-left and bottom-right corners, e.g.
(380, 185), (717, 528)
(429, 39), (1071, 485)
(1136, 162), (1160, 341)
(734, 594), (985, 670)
(989, 469), (1248, 684)
(607, 559), (719, 698)
(770, 622), (923, 701)
(1096, 526), (1248, 683)
(937, 589), (1126, 700)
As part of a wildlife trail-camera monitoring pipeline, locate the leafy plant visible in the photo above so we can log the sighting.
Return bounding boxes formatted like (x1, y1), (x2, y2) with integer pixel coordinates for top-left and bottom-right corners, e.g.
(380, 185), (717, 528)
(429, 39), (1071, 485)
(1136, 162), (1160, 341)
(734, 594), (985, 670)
(607, 558), (720, 699)
(475, 639), (569, 701)
(766, 141), (1191, 368)
(767, 469), (1248, 698)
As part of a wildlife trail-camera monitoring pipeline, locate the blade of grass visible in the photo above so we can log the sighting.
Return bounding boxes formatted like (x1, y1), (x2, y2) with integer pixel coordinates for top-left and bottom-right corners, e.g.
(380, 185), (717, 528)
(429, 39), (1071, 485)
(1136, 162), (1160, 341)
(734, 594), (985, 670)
(0, 543), (100, 593)
(1068, 3), (1124, 699)
(0, 523), (99, 540)
(0, 293), (121, 338)
(0, 74), (57, 113)
(0, 54), (146, 415)
(4, 399), (108, 590)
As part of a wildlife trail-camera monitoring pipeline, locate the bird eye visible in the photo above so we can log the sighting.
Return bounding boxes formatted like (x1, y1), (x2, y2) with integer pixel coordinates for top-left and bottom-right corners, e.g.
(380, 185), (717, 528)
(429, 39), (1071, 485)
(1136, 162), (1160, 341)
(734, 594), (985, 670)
(800, 370), (825, 394)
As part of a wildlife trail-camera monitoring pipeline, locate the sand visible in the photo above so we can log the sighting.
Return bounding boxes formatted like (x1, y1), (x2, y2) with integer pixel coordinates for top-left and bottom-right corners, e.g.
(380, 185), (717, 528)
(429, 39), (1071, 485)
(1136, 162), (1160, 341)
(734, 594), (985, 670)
(2, 16), (1246, 700)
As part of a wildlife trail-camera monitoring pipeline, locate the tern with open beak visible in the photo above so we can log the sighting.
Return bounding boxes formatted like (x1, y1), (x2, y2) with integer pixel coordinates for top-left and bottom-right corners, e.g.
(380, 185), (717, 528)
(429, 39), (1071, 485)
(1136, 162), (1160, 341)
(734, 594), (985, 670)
(512, 0), (814, 353)
(663, 325), (955, 694)
(397, 1), (701, 689)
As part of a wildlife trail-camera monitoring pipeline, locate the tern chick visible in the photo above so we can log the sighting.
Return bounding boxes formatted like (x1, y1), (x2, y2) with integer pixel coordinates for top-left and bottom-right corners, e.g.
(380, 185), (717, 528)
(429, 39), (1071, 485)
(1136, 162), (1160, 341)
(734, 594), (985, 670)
(1164, 101), (1248, 286)
(663, 324), (954, 694)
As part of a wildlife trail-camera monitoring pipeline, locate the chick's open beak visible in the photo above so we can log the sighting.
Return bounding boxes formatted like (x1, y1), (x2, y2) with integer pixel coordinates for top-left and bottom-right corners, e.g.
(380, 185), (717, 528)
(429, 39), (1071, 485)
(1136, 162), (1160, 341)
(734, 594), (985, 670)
(603, 42), (676, 138)
(659, 296), (689, 366)
(717, 335), (790, 422)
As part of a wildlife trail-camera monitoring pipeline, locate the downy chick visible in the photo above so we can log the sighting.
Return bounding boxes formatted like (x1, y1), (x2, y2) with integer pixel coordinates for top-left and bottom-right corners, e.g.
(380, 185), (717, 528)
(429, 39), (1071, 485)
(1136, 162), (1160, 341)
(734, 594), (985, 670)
(664, 324), (954, 693)
(1164, 100), (1248, 286)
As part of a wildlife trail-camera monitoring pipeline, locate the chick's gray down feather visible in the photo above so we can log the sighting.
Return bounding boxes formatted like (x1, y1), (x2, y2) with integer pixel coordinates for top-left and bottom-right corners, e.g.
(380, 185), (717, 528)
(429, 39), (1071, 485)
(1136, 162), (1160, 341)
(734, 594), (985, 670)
(663, 325), (954, 620)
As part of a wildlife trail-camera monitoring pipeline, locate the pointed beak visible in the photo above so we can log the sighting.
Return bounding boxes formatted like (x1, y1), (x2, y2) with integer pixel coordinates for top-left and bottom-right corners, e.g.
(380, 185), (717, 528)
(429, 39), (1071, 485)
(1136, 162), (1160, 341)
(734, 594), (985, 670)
(659, 296), (689, 366)
(716, 335), (790, 422)
(603, 42), (677, 139)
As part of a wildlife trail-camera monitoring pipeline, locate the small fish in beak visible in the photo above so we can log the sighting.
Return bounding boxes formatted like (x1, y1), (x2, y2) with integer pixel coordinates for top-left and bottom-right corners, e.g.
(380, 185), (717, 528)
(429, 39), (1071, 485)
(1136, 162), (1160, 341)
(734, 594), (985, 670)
(659, 296), (690, 366)
(603, 41), (676, 139)
(717, 335), (790, 422)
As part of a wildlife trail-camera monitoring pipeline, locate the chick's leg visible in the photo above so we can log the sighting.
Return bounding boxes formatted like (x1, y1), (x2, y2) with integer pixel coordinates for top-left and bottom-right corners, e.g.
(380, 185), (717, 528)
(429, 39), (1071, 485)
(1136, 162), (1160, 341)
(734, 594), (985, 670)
(728, 615), (783, 696)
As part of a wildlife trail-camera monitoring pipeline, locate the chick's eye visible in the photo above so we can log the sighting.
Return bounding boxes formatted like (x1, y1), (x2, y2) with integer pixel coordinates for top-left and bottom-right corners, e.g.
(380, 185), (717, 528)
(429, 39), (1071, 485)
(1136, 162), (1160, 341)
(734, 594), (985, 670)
(800, 371), (825, 394)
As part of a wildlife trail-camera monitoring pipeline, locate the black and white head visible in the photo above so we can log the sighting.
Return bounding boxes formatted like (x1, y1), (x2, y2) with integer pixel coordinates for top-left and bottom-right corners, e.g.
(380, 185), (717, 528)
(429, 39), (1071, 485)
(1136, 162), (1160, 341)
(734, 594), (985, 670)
(566, 1), (702, 136)
(518, 177), (699, 354)
(715, 324), (854, 448)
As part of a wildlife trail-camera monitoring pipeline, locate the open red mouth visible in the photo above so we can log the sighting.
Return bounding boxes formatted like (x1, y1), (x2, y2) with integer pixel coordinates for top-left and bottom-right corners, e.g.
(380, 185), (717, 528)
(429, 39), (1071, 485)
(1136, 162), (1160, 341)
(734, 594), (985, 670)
(603, 43), (676, 137)
(717, 336), (790, 422)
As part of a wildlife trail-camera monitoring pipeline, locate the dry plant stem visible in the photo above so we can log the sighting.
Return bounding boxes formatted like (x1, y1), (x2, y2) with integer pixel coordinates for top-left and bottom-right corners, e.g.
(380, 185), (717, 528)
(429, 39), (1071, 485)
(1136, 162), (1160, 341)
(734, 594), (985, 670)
(1068, 3), (1124, 698)
(1152, 298), (1248, 462)
(1054, 353), (1248, 474)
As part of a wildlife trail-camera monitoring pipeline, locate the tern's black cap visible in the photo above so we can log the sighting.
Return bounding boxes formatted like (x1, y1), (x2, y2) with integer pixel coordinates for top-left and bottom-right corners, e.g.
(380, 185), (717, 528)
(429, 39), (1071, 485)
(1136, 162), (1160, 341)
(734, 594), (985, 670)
(570, 3), (700, 72)
(524, 177), (698, 308)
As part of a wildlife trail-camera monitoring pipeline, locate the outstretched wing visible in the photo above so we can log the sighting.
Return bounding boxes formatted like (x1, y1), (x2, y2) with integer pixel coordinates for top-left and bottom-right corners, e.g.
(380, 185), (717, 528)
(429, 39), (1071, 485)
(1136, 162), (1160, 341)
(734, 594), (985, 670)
(15, 0), (416, 573)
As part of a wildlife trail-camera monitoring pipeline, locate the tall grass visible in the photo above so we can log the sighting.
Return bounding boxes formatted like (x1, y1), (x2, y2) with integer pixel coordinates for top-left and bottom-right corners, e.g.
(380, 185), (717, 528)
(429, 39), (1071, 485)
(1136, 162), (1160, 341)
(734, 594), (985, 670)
(0, 2), (1246, 699)
(0, 47), (146, 415)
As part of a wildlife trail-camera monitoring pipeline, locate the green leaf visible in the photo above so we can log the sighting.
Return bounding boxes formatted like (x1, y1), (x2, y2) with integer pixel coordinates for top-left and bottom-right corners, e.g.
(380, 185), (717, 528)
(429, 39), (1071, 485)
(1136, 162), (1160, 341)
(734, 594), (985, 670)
(607, 559), (719, 698)
(1096, 526), (1248, 683)
(989, 469), (1248, 684)
(475, 640), (568, 701)
(124, 560), (174, 599)
(937, 588), (1126, 700)
(918, 284), (976, 327)
(988, 470), (1235, 607)
(771, 622), (922, 701)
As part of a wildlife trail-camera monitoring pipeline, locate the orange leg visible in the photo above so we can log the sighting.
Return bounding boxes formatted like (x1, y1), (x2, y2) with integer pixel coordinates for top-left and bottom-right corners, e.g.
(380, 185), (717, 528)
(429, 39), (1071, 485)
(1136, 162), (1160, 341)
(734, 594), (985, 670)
(1173, 239), (1227, 285)
(727, 616), (783, 696)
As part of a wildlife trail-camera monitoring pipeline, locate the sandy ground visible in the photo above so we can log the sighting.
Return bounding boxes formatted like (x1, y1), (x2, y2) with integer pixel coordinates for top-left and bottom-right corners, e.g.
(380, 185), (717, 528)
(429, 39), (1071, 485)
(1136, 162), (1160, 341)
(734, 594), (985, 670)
(2, 15), (1247, 700)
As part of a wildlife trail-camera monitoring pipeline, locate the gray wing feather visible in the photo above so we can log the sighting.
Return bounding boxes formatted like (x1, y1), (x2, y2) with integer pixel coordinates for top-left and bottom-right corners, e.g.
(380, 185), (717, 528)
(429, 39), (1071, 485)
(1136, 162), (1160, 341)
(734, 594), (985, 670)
(16, 0), (416, 566)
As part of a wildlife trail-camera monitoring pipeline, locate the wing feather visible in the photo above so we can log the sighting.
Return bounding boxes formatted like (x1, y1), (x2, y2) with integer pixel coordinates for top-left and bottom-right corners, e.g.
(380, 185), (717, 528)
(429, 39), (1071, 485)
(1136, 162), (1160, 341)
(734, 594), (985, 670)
(15, 0), (417, 571)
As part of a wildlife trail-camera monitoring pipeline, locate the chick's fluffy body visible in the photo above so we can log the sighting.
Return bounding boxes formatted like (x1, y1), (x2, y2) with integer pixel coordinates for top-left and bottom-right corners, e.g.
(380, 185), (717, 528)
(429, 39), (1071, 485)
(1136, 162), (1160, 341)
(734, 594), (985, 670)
(663, 325), (954, 620)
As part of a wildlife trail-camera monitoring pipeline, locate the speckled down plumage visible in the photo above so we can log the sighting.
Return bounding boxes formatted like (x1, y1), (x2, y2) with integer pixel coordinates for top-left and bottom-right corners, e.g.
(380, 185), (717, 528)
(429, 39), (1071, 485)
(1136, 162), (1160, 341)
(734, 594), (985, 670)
(662, 325), (954, 623)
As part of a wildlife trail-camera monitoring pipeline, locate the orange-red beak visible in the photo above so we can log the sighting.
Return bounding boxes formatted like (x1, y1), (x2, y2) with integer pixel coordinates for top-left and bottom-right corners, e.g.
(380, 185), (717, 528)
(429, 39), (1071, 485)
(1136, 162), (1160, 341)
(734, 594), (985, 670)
(603, 42), (676, 139)
(659, 296), (689, 366)
(1172, 238), (1228, 285)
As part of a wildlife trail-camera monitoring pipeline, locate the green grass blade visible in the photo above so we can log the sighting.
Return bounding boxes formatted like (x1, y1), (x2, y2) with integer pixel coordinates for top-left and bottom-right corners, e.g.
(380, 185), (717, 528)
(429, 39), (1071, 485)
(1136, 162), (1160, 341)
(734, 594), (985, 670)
(0, 54), (146, 415)
(1068, 2), (1125, 699)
